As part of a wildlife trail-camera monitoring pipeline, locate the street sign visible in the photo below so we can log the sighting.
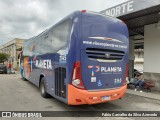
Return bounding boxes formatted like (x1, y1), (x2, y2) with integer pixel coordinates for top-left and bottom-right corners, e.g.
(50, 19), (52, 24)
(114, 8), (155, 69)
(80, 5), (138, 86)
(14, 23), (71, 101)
(100, 0), (160, 17)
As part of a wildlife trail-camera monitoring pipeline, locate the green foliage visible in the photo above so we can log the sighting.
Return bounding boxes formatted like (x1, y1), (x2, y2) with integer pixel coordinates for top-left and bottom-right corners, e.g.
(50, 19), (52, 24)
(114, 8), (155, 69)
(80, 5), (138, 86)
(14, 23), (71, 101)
(16, 47), (22, 51)
(0, 53), (10, 63)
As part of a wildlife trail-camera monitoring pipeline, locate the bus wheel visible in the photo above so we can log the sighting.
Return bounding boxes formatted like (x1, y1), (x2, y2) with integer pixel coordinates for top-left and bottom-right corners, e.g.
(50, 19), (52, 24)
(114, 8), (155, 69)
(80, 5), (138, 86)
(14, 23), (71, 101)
(40, 77), (50, 98)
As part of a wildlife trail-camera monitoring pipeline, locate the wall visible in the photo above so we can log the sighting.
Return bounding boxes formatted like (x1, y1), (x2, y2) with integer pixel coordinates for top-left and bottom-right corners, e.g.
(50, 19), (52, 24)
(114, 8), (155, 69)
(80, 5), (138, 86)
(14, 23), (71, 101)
(144, 24), (160, 73)
(134, 49), (144, 71)
(144, 23), (160, 91)
(129, 35), (144, 76)
(129, 38), (135, 78)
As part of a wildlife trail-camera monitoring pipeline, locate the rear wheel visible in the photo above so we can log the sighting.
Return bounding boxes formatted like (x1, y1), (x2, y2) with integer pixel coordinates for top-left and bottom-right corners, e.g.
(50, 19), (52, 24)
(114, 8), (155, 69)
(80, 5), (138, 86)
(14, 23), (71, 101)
(40, 77), (50, 98)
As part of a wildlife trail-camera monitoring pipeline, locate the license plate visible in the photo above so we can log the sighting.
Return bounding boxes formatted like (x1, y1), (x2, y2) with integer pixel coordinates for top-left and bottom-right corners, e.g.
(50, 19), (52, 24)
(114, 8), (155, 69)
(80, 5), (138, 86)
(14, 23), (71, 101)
(101, 96), (110, 101)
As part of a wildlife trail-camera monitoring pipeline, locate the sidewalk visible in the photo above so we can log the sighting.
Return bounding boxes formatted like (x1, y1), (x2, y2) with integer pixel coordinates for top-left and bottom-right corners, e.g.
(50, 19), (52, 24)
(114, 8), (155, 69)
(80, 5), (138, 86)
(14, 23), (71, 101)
(126, 88), (160, 101)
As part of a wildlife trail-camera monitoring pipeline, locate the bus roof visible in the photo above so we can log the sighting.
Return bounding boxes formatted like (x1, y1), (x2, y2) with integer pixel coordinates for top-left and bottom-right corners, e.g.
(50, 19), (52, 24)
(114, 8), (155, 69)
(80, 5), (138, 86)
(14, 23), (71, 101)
(24, 10), (125, 46)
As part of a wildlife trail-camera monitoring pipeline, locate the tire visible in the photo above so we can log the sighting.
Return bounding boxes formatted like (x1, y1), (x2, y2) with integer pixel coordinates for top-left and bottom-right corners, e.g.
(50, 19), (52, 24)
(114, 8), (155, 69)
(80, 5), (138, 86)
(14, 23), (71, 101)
(40, 77), (50, 98)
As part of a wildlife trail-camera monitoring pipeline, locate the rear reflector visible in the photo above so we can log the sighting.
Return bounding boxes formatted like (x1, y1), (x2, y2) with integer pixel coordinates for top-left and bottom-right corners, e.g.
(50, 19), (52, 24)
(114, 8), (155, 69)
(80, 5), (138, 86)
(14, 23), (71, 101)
(76, 99), (82, 102)
(72, 79), (80, 86)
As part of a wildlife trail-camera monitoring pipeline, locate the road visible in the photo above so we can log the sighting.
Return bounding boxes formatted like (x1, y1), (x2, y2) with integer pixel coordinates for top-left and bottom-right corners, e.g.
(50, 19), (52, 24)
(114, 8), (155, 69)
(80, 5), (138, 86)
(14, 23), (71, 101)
(0, 73), (160, 120)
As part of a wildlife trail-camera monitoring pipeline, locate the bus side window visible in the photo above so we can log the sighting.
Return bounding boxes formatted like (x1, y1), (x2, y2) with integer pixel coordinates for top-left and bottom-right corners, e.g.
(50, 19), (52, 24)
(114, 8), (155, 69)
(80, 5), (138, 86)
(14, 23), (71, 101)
(23, 42), (32, 57)
(38, 36), (44, 55)
(23, 40), (30, 56)
(44, 33), (52, 54)
(41, 34), (51, 54)
(50, 18), (72, 53)
(23, 46), (27, 56)
(33, 41), (39, 56)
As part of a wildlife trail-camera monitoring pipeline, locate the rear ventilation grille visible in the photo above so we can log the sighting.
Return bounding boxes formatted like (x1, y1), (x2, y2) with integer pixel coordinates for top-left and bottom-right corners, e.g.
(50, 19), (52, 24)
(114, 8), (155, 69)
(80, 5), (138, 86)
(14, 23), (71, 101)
(86, 48), (125, 61)
(55, 67), (66, 98)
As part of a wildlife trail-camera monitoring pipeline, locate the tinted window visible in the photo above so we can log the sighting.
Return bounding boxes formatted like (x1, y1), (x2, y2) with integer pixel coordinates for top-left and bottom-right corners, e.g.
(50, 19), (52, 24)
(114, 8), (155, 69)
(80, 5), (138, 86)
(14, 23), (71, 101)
(23, 18), (72, 55)
(82, 13), (127, 42)
(49, 19), (72, 53)
(23, 41), (32, 56)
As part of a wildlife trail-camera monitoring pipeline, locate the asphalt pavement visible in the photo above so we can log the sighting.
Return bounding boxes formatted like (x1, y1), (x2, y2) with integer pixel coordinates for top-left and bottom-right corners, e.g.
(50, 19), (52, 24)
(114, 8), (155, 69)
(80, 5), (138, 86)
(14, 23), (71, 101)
(0, 73), (160, 120)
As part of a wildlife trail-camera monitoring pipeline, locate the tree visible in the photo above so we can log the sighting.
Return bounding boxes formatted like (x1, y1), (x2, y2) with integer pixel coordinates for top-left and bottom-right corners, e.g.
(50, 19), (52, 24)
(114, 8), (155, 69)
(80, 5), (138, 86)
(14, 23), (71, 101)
(0, 53), (10, 63)
(16, 47), (22, 51)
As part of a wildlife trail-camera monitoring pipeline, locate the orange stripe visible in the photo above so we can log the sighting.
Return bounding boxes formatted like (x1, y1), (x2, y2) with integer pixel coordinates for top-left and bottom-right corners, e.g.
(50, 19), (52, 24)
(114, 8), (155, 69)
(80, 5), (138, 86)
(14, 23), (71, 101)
(68, 84), (127, 105)
(88, 66), (93, 68)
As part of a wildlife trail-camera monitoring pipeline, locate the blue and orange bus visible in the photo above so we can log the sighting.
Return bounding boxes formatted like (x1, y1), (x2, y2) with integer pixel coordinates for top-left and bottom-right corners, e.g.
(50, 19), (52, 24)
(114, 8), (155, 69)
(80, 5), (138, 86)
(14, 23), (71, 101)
(20, 10), (129, 105)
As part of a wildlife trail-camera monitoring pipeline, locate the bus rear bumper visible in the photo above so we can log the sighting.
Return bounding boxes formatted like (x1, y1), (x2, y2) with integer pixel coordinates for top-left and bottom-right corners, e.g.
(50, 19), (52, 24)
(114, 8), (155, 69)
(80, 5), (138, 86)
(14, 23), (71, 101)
(68, 84), (127, 105)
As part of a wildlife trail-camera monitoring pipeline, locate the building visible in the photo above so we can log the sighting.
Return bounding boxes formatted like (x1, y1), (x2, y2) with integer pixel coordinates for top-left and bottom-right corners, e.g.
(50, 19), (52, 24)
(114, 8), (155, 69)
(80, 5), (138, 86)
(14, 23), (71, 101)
(131, 35), (144, 71)
(134, 49), (144, 71)
(0, 38), (24, 70)
(100, 0), (160, 91)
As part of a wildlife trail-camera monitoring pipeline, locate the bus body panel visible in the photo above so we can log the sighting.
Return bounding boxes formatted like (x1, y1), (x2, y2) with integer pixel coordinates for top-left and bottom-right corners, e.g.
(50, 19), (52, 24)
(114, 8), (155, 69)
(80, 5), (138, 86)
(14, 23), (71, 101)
(68, 84), (127, 105)
(21, 12), (80, 104)
(21, 11), (129, 105)
(68, 12), (129, 91)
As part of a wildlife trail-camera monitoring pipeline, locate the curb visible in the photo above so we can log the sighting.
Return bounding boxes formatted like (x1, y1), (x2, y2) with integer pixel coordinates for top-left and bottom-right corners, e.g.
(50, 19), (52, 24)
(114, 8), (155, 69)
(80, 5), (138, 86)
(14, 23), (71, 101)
(126, 89), (160, 101)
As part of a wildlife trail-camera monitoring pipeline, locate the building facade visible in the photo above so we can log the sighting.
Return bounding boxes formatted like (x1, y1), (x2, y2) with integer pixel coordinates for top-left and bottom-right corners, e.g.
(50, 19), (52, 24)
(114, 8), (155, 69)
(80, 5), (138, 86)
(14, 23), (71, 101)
(100, 0), (160, 91)
(0, 38), (24, 70)
(134, 49), (144, 71)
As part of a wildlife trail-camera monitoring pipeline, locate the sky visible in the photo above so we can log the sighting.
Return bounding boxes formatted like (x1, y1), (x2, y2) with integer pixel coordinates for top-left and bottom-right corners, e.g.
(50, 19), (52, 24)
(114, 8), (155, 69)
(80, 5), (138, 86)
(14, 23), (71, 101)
(0, 0), (128, 45)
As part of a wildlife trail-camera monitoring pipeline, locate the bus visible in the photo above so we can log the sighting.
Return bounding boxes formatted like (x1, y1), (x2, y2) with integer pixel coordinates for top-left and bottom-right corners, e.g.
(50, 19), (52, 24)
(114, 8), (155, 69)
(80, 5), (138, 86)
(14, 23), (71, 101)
(20, 10), (129, 105)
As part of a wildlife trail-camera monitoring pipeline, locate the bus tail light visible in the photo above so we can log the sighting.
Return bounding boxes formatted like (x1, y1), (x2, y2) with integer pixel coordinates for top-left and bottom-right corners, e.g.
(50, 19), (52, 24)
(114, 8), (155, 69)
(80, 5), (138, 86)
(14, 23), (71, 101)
(72, 61), (85, 89)
(81, 10), (87, 13)
(123, 64), (129, 85)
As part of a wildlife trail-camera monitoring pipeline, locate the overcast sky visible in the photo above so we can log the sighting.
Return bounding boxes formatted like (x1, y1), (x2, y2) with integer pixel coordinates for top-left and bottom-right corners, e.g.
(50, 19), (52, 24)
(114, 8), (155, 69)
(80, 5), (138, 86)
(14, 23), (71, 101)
(0, 0), (128, 45)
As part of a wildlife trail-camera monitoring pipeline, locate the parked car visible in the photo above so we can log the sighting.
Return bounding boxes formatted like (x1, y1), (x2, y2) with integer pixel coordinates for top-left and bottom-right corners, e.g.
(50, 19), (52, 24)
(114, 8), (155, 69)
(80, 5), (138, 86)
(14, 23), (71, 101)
(0, 64), (7, 74)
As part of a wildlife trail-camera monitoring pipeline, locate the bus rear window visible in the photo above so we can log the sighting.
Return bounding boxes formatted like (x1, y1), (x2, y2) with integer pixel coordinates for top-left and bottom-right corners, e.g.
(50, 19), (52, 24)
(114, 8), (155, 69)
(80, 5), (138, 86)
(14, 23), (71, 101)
(81, 13), (127, 42)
